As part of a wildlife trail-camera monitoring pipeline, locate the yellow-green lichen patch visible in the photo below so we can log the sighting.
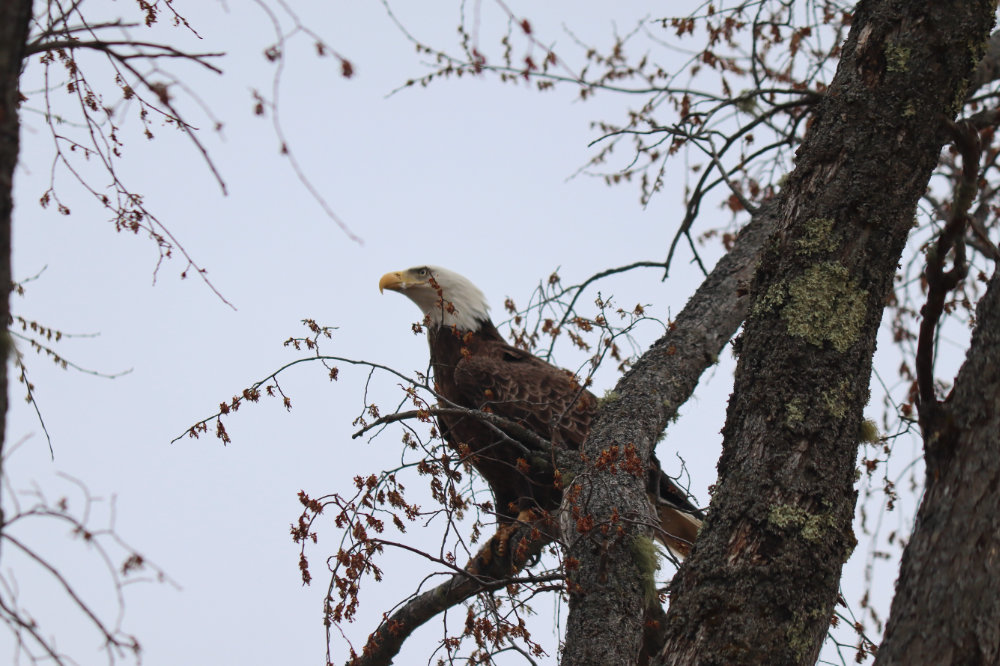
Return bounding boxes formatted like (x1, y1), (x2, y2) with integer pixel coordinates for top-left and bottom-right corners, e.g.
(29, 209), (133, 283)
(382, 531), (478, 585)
(785, 397), (807, 428)
(843, 528), (858, 562)
(782, 263), (867, 353)
(859, 419), (880, 444)
(787, 606), (826, 662)
(884, 41), (911, 73)
(752, 281), (788, 317)
(950, 79), (970, 118)
(955, 175), (978, 216)
(820, 378), (851, 420)
(598, 389), (620, 406)
(629, 535), (661, 606)
(795, 217), (838, 256)
(768, 503), (837, 543)
(969, 32), (992, 73)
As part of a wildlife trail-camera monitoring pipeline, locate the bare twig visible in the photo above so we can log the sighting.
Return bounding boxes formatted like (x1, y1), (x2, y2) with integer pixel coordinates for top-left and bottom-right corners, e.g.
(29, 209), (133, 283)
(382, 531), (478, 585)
(915, 120), (981, 426)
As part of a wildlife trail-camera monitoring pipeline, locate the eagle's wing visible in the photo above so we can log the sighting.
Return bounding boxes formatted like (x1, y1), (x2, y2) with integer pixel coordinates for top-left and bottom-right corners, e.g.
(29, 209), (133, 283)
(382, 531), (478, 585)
(452, 343), (596, 449)
(454, 341), (703, 558)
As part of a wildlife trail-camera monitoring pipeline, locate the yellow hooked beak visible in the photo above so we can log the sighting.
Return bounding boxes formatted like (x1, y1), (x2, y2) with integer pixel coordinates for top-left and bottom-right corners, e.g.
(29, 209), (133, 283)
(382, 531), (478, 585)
(379, 271), (418, 294)
(380, 267), (433, 294)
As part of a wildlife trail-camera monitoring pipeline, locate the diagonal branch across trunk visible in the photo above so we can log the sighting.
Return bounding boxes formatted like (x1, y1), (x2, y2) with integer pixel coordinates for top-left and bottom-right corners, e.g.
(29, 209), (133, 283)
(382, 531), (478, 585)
(558, 203), (778, 665)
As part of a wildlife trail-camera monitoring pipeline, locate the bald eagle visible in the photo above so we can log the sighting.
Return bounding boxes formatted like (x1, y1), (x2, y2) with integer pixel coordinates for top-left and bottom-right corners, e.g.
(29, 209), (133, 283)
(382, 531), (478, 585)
(380, 265), (702, 557)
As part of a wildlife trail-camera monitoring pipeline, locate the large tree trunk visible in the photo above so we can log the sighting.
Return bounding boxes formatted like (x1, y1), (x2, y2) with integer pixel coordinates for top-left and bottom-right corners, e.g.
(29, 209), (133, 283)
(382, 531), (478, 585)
(646, 1), (994, 664)
(0, 0), (34, 552)
(873, 269), (1000, 665)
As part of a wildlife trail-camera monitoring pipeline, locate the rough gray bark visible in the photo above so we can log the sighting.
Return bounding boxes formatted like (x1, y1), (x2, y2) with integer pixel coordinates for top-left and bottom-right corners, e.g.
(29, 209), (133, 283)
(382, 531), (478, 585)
(0, 0), (34, 552)
(646, 1), (996, 665)
(873, 269), (1000, 665)
(557, 201), (777, 666)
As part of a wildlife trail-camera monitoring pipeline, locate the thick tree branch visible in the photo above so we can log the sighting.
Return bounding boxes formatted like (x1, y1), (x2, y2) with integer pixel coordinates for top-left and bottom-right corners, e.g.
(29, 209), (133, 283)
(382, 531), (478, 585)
(874, 269), (1000, 665)
(349, 516), (557, 666)
(559, 200), (778, 665)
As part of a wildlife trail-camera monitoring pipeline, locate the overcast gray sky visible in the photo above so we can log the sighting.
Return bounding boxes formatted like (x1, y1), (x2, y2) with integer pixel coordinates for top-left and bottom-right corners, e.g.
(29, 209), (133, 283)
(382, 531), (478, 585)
(3, 2), (908, 664)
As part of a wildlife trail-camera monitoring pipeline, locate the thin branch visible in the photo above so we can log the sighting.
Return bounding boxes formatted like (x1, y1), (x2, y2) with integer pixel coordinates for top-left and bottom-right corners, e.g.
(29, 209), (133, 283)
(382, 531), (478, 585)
(173, 355), (423, 443)
(10, 331), (133, 378)
(352, 407), (552, 453)
(916, 120), (980, 429)
(24, 39), (224, 71)
(12, 354), (53, 459)
(4, 534), (133, 651)
(0, 593), (68, 666)
(250, 0), (362, 244)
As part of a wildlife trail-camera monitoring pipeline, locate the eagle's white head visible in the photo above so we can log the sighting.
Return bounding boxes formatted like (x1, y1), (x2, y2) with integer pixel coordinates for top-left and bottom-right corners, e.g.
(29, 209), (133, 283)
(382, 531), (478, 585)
(379, 265), (491, 331)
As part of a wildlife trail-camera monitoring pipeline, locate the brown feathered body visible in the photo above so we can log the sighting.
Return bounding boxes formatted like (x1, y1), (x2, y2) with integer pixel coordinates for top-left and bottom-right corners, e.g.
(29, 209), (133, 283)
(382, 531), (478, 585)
(429, 318), (595, 520)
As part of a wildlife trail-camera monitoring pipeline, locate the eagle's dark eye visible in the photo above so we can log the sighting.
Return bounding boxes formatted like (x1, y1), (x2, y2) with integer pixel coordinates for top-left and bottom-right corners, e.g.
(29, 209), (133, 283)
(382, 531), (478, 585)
(416, 267), (429, 277)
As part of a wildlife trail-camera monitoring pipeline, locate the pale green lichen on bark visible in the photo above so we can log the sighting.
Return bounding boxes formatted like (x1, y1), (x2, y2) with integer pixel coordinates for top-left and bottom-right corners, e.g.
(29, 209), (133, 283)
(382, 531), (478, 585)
(969, 28), (993, 68)
(859, 418), (880, 444)
(795, 217), (838, 255)
(950, 78), (971, 117)
(785, 397), (806, 427)
(787, 606), (826, 661)
(598, 389), (620, 406)
(767, 503), (837, 543)
(782, 262), (867, 352)
(752, 281), (787, 317)
(843, 527), (858, 562)
(629, 535), (660, 606)
(820, 378), (851, 419)
(884, 41), (911, 72)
